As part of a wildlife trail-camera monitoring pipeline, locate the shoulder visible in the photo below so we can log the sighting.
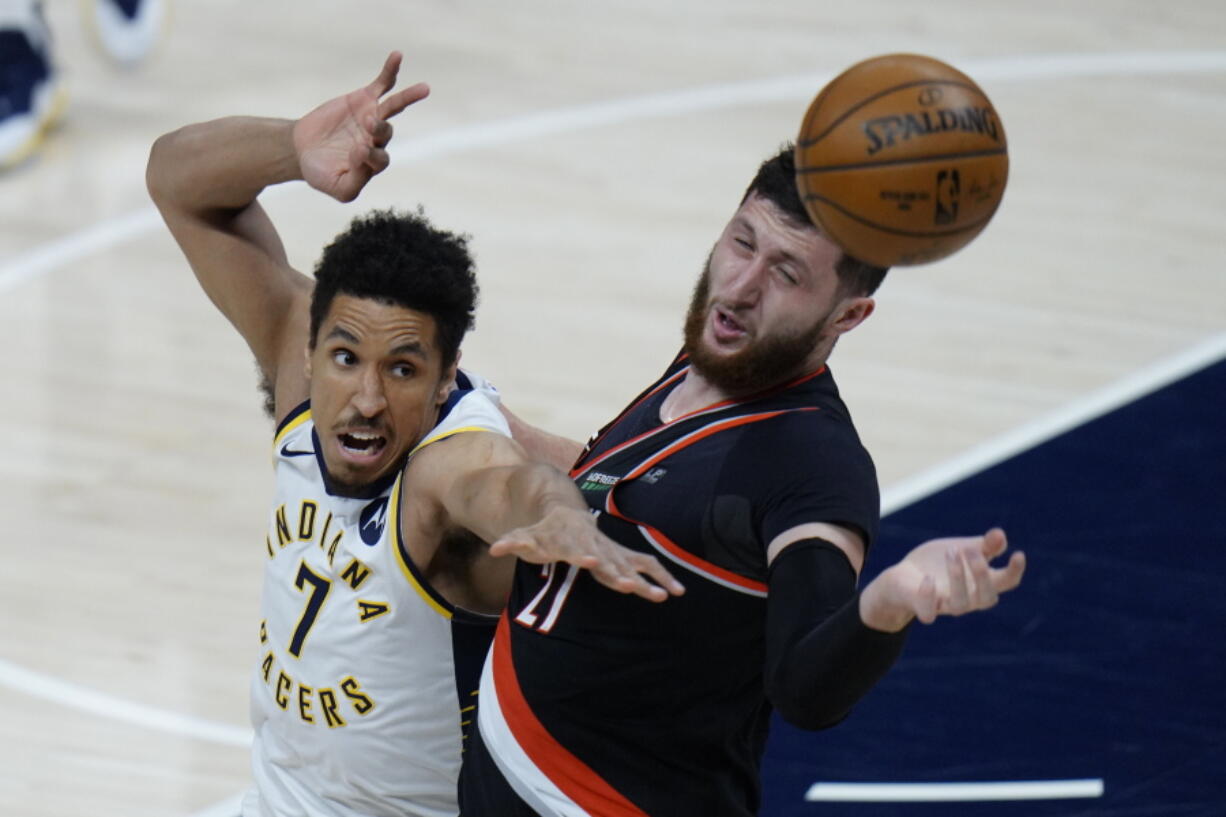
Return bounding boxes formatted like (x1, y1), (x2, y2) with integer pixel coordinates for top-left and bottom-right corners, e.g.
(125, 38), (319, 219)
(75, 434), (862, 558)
(730, 407), (873, 476)
(722, 408), (879, 545)
(397, 423), (526, 553)
(404, 391), (521, 495)
(271, 400), (315, 463)
(414, 388), (511, 453)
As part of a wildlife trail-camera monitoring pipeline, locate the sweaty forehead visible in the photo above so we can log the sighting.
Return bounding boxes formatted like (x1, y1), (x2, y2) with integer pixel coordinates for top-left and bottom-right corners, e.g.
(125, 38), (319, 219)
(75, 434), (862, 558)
(322, 295), (439, 357)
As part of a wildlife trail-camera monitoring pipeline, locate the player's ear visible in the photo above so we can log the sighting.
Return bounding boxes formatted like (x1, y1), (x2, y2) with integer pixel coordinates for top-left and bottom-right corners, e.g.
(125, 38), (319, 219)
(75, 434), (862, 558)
(830, 296), (875, 335)
(303, 344), (313, 379)
(436, 360), (459, 406)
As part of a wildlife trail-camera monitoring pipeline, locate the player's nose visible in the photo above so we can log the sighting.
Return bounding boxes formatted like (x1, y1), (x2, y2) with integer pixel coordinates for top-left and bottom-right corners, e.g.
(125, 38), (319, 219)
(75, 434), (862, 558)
(351, 367), (388, 417)
(722, 258), (766, 307)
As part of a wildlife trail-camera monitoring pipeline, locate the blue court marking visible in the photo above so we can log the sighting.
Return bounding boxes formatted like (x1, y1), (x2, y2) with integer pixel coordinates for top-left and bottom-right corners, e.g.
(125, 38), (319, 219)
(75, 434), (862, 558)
(761, 356), (1226, 815)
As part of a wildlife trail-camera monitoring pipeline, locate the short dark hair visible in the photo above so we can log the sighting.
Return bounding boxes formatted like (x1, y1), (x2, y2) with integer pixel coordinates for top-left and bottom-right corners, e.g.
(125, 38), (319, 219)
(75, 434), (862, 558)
(309, 208), (478, 368)
(741, 144), (889, 296)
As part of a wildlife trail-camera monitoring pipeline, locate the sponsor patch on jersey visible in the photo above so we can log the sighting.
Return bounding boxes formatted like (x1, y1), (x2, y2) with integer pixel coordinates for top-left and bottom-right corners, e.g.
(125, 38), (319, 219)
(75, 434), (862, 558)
(578, 470), (619, 493)
(359, 496), (390, 545)
(280, 442), (315, 457)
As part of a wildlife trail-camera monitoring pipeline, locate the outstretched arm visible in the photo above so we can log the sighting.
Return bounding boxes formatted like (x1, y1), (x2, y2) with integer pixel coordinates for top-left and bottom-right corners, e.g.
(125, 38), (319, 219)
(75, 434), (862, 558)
(146, 52), (429, 413)
(408, 430), (684, 602)
(764, 528), (1025, 729)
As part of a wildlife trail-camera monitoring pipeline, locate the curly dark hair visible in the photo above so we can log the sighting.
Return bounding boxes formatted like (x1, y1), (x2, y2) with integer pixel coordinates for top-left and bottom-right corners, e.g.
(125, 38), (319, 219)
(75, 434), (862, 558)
(741, 144), (889, 297)
(309, 207), (478, 368)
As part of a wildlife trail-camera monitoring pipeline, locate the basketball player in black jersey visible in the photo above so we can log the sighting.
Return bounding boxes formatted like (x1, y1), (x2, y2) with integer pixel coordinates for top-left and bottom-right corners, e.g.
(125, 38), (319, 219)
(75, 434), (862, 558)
(460, 146), (1027, 816)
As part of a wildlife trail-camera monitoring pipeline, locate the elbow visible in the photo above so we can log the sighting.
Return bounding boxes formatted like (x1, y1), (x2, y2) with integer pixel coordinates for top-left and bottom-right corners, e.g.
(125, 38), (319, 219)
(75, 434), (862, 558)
(146, 128), (185, 205)
(766, 684), (852, 732)
(764, 666), (856, 732)
(777, 706), (851, 732)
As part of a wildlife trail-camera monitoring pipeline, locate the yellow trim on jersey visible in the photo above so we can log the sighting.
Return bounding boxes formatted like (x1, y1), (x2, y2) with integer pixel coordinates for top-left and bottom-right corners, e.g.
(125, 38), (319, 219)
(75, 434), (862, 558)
(389, 473), (454, 620)
(409, 426), (500, 456)
(274, 408), (313, 448)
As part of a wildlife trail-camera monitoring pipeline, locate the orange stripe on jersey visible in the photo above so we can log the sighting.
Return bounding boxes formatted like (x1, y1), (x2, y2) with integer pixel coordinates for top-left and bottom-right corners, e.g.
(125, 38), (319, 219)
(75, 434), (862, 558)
(621, 409), (809, 482)
(778, 365), (827, 391)
(602, 409), (817, 596)
(569, 366), (690, 478)
(637, 522), (768, 595)
(571, 365), (827, 478)
(491, 617), (650, 817)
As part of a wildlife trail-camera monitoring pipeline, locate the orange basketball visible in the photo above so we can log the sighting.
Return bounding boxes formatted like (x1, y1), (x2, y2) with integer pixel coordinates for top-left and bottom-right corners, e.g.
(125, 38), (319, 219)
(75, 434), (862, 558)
(795, 54), (1008, 267)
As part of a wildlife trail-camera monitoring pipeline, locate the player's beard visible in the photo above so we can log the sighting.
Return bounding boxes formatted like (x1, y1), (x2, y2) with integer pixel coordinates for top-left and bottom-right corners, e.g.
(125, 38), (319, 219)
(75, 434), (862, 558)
(682, 257), (827, 397)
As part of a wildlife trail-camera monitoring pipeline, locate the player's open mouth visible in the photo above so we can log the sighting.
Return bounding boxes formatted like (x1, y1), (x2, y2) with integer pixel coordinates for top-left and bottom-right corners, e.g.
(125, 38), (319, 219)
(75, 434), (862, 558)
(338, 431), (387, 460)
(713, 307), (748, 341)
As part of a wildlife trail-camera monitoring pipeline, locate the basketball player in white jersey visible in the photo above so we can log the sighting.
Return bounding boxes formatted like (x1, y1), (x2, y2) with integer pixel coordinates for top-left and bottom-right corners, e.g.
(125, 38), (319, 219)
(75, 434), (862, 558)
(146, 52), (683, 817)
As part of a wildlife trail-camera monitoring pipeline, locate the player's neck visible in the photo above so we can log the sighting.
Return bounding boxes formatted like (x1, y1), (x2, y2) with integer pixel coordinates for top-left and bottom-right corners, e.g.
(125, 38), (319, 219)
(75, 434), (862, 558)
(659, 370), (734, 423)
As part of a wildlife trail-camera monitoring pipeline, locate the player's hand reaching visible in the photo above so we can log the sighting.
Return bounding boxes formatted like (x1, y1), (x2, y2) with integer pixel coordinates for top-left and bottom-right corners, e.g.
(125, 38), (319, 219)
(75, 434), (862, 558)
(860, 528), (1026, 631)
(490, 508), (686, 603)
(292, 51), (429, 203)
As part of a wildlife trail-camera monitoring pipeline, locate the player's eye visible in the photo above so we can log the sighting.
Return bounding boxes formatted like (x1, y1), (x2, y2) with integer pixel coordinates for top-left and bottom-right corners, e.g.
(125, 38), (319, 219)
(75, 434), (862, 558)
(391, 363), (416, 378)
(332, 349), (356, 366)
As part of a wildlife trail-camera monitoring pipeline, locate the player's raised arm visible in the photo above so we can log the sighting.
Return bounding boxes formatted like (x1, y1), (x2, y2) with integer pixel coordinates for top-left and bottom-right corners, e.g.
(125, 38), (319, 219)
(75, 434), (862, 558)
(145, 51), (428, 391)
(408, 430), (684, 602)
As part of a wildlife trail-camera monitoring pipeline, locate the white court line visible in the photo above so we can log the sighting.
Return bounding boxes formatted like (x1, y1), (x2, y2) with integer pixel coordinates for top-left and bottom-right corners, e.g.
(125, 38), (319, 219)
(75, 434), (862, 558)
(807, 778), (1105, 802)
(811, 334), (1226, 807)
(881, 332), (1226, 514)
(3, 50), (1226, 294)
(0, 207), (163, 294)
(811, 334), (1226, 803)
(0, 656), (251, 747)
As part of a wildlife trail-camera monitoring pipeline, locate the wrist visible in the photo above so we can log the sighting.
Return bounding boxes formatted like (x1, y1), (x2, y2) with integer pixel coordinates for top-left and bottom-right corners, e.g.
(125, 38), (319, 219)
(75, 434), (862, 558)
(858, 571), (915, 633)
(277, 118), (308, 182)
(206, 116), (301, 193)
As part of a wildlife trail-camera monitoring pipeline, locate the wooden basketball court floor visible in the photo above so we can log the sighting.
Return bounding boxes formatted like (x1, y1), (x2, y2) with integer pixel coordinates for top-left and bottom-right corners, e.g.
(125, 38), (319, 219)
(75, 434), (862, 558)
(0, 2), (1223, 815)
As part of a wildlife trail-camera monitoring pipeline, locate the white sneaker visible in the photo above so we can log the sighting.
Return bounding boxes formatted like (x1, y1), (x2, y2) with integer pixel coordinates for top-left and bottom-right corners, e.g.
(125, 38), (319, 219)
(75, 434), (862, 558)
(0, 4), (65, 169)
(84, 0), (167, 66)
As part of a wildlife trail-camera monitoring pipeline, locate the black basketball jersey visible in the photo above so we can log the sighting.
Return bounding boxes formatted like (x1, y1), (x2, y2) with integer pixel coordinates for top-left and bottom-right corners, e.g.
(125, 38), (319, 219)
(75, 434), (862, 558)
(471, 356), (879, 816)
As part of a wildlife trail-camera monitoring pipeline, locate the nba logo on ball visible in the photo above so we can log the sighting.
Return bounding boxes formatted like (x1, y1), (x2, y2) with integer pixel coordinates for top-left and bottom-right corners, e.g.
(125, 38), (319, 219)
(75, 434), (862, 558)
(935, 168), (959, 225)
(796, 54), (1009, 267)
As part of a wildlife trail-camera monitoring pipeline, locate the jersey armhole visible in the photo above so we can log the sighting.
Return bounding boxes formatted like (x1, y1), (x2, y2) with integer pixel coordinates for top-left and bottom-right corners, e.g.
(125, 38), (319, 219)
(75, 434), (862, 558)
(273, 399), (311, 445)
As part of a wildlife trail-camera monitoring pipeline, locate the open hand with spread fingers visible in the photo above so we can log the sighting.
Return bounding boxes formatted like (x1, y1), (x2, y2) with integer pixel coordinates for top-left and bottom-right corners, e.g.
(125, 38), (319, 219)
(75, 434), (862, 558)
(489, 507), (686, 603)
(860, 528), (1026, 631)
(292, 51), (429, 203)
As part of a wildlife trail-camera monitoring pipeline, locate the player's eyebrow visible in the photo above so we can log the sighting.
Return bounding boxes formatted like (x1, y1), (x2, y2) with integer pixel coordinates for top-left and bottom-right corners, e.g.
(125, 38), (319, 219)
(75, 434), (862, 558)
(324, 325), (430, 361)
(325, 326), (360, 344)
(734, 215), (810, 272)
(389, 341), (428, 360)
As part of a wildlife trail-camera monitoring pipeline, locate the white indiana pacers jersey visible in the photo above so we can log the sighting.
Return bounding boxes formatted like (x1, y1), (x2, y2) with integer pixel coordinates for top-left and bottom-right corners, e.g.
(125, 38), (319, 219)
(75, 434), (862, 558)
(242, 382), (509, 817)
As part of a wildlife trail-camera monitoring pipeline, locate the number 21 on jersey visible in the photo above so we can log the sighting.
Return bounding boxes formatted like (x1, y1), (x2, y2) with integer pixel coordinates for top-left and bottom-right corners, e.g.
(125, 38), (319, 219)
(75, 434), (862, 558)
(514, 563), (579, 633)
